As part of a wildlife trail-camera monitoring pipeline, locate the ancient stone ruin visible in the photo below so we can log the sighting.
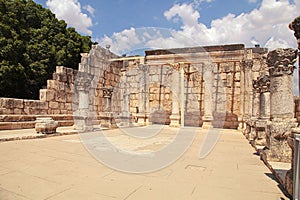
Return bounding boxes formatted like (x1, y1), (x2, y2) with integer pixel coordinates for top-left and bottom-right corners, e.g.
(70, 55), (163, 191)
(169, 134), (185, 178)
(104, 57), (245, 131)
(0, 15), (300, 198)
(0, 44), (270, 131)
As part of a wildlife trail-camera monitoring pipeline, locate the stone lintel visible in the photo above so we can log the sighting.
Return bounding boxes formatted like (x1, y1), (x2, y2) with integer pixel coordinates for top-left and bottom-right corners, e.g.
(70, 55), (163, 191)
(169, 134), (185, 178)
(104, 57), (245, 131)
(145, 44), (245, 56)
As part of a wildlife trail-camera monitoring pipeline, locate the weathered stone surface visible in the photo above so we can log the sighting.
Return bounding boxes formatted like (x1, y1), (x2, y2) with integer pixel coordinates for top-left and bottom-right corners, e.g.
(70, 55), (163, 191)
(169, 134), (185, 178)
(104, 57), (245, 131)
(266, 120), (297, 162)
(35, 117), (58, 134)
(267, 48), (297, 77)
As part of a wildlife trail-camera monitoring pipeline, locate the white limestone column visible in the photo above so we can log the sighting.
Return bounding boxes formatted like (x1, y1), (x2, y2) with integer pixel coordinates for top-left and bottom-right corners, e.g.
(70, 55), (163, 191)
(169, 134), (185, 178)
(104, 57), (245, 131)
(169, 66), (180, 127)
(202, 63), (214, 129)
(266, 48), (298, 162)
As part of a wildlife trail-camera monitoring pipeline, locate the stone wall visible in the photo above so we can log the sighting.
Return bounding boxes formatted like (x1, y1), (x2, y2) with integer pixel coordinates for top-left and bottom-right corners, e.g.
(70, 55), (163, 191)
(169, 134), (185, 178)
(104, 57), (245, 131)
(0, 44), (283, 130)
(0, 66), (77, 129)
(0, 45), (122, 130)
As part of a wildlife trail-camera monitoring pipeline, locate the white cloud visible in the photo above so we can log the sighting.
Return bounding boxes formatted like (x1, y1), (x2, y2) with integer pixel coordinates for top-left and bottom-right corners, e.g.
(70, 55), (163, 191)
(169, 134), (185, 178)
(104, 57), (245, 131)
(248, 0), (258, 3)
(100, 0), (300, 54)
(163, 0), (300, 50)
(100, 27), (141, 54)
(193, 0), (214, 6)
(46, 0), (93, 35)
(84, 5), (95, 17)
(164, 3), (200, 27)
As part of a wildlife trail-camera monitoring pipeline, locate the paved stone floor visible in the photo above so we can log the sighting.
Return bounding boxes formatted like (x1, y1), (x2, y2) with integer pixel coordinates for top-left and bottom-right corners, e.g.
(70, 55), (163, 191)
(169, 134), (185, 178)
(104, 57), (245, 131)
(0, 126), (290, 199)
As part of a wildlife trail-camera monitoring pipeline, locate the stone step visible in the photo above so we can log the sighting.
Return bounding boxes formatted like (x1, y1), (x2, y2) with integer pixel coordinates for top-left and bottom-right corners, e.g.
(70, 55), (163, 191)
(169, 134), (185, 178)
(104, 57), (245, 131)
(0, 115), (75, 130)
(57, 120), (74, 127)
(0, 121), (36, 130)
(0, 114), (74, 122)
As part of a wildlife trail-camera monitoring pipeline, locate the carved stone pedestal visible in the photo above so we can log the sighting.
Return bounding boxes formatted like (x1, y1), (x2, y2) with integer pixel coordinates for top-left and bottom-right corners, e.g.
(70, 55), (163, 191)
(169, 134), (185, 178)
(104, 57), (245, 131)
(100, 112), (117, 129)
(244, 118), (256, 141)
(254, 119), (269, 146)
(35, 117), (58, 134)
(266, 119), (297, 162)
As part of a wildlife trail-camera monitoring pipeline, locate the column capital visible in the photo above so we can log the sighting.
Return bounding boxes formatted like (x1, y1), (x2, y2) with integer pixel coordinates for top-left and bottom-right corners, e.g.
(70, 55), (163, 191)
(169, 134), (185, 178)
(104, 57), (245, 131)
(289, 16), (300, 49)
(242, 59), (253, 70)
(102, 87), (113, 98)
(253, 75), (270, 93)
(267, 48), (297, 77)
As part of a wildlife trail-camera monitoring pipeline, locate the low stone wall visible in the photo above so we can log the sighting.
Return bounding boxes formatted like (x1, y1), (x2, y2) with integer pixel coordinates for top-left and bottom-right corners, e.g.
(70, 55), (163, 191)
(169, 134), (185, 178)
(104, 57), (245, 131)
(0, 66), (76, 130)
(0, 98), (48, 115)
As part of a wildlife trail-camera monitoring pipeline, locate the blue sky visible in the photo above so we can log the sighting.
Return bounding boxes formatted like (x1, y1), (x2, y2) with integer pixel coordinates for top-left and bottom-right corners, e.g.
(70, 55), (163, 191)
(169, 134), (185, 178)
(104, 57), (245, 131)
(33, 0), (300, 94)
(35, 0), (261, 38)
(34, 0), (300, 54)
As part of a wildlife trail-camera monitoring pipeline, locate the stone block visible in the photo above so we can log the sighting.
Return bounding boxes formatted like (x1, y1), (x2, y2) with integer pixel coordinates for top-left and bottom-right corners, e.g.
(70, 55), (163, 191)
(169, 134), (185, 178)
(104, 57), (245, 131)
(56, 66), (67, 74)
(60, 110), (68, 114)
(35, 117), (58, 134)
(13, 108), (23, 115)
(56, 91), (67, 102)
(47, 80), (57, 90)
(37, 101), (48, 110)
(49, 109), (61, 115)
(57, 82), (65, 91)
(39, 89), (48, 101)
(0, 98), (14, 109)
(14, 99), (24, 109)
(65, 103), (72, 111)
(43, 89), (55, 102)
(49, 102), (59, 109)
(24, 100), (39, 108)
(59, 103), (65, 110)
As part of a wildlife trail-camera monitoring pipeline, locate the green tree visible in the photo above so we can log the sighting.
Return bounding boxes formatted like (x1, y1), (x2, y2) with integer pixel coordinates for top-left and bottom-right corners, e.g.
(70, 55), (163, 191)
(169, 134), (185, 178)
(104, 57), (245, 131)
(0, 0), (92, 99)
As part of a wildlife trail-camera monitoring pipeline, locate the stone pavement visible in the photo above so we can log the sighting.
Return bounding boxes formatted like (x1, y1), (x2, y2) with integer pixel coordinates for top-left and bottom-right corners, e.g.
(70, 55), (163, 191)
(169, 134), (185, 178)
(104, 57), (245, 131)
(0, 126), (290, 200)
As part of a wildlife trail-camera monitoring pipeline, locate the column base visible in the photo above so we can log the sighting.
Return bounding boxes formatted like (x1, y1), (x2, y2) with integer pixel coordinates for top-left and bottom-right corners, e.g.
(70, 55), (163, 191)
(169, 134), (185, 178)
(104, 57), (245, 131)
(137, 114), (151, 126)
(202, 115), (213, 129)
(73, 109), (94, 132)
(100, 112), (117, 129)
(265, 119), (297, 162)
(253, 119), (269, 146)
(169, 114), (180, 127)
(202, 121), (213, 129)
(116, 112), (133, 127)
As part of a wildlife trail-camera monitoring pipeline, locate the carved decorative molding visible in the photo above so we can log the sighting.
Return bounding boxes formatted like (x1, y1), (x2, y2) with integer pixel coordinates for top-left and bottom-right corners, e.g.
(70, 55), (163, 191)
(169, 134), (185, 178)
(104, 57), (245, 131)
(102, 87), (114, 98)
(267, 48), (297, 76)
(253, 75), (270, 93)
(242, 60), (253, 70)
